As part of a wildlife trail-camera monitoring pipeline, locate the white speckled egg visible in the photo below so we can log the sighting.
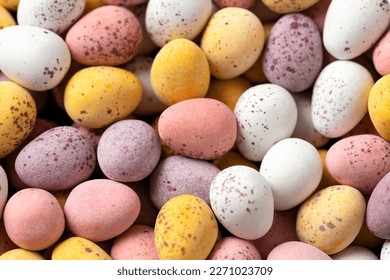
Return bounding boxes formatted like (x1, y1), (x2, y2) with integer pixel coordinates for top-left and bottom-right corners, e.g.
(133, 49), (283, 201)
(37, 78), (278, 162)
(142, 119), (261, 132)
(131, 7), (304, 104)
(323, 0), (390, 60)
(381, 240), (390, 260)
(0, 166), (8, 219)
(312, 60), (374, 138)
(210, 165), (274, 240)
(0, 25), (71, 91)
(145, 0), (213, 47)
(260, 138), (322, 211)
(17, 0), (85, 34)
(332, 245), (379, 260)
(234, 83), (298, 162)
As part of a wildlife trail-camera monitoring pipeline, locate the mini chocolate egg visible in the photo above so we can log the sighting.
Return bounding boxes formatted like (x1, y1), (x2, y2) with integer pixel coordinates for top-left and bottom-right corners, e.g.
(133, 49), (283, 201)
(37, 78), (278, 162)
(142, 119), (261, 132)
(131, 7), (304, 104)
(312, 60), (374, 138)
(373, 30), (390, 76)
(380, 240), (390, 260)
(154, 194), (218, 260)
(64, 66), (142, 129)
(3, 188), (65, 251)
(296, 185), (366, 255)
(0, 166), (8, 219)
(261, 0), (320, 13)
(0, 4), (16, 29)
(15, 126), (96, 191)
(0, 249), (45, 260)
(145, 0), (212, 47)
(0, 25), (71, 91)
(64, 179), (140, 242)
(260, 138), (323, 210)
(150, 38), (210, 106)
(207, 236), (261, 260)
(331, 245), (379, 260)
(323, 0), (390, 60)
(267, 241), (331, 260)
(52, 236), (111, 260)
(97, 119), (161, 182)
(158, 98), (237, 160)
(235, 83), (298, 162)
(201, 7), (264, 79)
(210, 165), (274, 240)
(65, 5), (142, 66)
(17, 0), (85, 34)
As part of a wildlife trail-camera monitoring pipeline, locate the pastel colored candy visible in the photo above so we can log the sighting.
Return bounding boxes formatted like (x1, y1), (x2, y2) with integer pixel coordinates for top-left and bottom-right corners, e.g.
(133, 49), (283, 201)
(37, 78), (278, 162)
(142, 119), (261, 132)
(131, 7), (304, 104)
(267, 241), (331, 260)
(0, 248), (45, 260)
(261, 0), (320, 13)
(373, 30), (390, 76)
(207, 236), (261, 260)
(331, 245), (379, 260)
(0, 166), (8, 219)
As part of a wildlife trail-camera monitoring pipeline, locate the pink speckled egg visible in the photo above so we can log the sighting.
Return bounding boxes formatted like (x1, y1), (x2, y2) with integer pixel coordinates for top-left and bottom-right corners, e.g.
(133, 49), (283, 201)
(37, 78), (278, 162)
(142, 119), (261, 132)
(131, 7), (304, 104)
(373, 30), (390, 76)
(207, 236), (261, 260)
(158, 98), (237, 160)
(267, 241), (331, 260)
(326, 134), (390, 195)
(64, 179), (141, 242)
(3, 188), (65, 251)
(65, 5), (142, 66)
(111, 224), (158, 260)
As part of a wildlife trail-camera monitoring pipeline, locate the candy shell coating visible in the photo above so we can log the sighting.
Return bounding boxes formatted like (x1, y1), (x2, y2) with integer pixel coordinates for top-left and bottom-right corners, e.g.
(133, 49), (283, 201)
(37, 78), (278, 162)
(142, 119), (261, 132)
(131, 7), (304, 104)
(207, 236), (261, 260)
(331, 245), (378, 260)
(261, 0), (320, 13)
(267, 241), (331, 260)
(0, 248), (45, 260)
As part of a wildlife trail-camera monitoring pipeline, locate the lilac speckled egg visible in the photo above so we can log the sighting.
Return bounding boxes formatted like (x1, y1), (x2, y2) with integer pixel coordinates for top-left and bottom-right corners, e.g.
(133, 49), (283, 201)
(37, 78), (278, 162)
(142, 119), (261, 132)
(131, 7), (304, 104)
(15, 126), (96, 191)
(149, 155), (220, 209)
(207, 236), (261, 260)
(111, 224), (158, 260)
(262, 13), (323, 93)
(65, 5), (142, 66)
(267, 241), (331, 260)
(367, 171), (390, 239)
(64, 179), (141, 242)
(97, 119), (161, 182)
(0, 166), (8, 219)
(326, 134), (390, 195)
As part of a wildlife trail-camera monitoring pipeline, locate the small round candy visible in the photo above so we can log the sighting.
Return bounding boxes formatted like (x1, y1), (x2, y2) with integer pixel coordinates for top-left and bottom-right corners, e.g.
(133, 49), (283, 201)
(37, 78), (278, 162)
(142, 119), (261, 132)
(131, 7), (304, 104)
(373, 30), (390, 76)
(267, 241), (331, 260)
(261, 0), (320, 13)
(331, 245), (379, 260)
(207, 236), (261, 260)
(0, 249), (45, 260)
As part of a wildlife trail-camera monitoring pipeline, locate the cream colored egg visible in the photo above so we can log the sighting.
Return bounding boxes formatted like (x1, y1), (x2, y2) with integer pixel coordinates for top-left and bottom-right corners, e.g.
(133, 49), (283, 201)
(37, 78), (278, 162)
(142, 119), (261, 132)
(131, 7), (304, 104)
(0, 248), (45, 260)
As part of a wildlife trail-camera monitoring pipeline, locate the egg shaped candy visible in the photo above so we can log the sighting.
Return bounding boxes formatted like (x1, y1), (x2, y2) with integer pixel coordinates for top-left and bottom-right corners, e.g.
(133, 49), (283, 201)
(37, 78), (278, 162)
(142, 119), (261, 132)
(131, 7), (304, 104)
(0, 25), (71, 91)
(331, 245), (378, 260)
(0, 4), (16, 29)
(155, 194), (218, 260)
(260, 138), (322, 211)
(296, 185), (366, 255)
(0, 81), (37, 159)
(0, 249), (45, 260)
(210, 165), (274, 240)
(312, 60), (374, 138)
(262, 0), (320, 13)
(201, 7), (264, 79)
(235, 83), (298, 162)
(373, 30), (390, 76)
(323, 0), (390, 60)
(17, 0), (85, 34)
(15, 126), (96, 191)
(207, 236), (261, 260)
(380, 240), (390, 260)
(64, 66), (142, 129)
(0, 166), (8, 219)
(267, 241), (331, 260)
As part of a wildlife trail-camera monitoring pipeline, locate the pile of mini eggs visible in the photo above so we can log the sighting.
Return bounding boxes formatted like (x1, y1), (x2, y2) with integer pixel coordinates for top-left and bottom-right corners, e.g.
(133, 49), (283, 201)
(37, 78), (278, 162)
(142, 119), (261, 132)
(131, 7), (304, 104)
(0, 0), (390, 260)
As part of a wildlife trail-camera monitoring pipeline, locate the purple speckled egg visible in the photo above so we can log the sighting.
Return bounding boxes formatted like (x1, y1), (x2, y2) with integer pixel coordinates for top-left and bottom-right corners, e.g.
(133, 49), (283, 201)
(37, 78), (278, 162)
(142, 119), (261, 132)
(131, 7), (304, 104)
(15, 126), (96, 191)
(149, 155), (220, 209)
(262, 13), (323, 93)
(97, 119), (161, 182)
(207, 236), (261, 260)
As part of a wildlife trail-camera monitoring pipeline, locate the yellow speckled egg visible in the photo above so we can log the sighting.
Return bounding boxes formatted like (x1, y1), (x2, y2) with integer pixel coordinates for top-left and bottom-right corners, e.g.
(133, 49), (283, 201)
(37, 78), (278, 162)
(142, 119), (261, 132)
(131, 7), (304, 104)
(317, 149), (338, 190)
(212, 150), (258, 170)
(0, 0), (19, 11)
(150, 38), (210, 106)
(64, 66), (142, 129)
(51, 236), (111, 260)
(296, 185), (366, 255)
(0, 248), (44, 260)
(200, 7), (264, 80)
(155, 194), (218, 260)
(368, 74), (390, 141)
(0, 5), (15, 29)
(0, 81), (37, 159)
(262, 0), (319, 13)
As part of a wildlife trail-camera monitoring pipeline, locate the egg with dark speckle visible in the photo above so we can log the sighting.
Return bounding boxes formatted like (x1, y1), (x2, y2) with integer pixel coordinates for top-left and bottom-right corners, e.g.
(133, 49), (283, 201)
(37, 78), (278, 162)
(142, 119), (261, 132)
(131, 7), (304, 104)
(207, 236), (261, 260)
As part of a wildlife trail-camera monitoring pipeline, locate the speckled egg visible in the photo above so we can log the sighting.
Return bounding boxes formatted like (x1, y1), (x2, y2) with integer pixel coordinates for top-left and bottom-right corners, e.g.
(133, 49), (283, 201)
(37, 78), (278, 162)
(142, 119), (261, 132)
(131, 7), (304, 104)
(262, 13), (323, 93)
(111, 225), (158, 260)
(64, 179), (141, 242)
(149, 155), (220, 209)
(262, 0), (320, 13)
(0, 81), (37, 159)
(368, 74), (390, 141)
(0, 4), (16, 29)
(150, 38), (210, 106)
(267, 241), (331, 260)
(212, 150), (258, 170)
(145, 0), (212, 47)
(312, 60), (374, 138)
(0, 25), (71, 91)
(0, 249), (45, 260)
(71, 122), (104, 151)
(326, 134), (390, 195)
(210, 165), (274, 240)
(207, 236), (261, 260)
(97, 119), (161, 182)
(0, 166), (8, 219)
(201, 7), (264, 79)
(331, 245), (379, 260)
(296, 185), (366, 255)
(3, 188), (65, 251)
(158, 98), (237, 160)
(234, 83), (298, 162)
(64, 66), (142, 129)
(17, 0), (85, 34)
(65, 5), (142, 65)
(373, 30), (390, 76)
(155, 194), (218, 260)
(380, 240), (390, 260)
(15, 126), (96, 191)
(323, 0), (390, 60)
(52, 236), (111, 260)
(260, 138), (322, 211)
